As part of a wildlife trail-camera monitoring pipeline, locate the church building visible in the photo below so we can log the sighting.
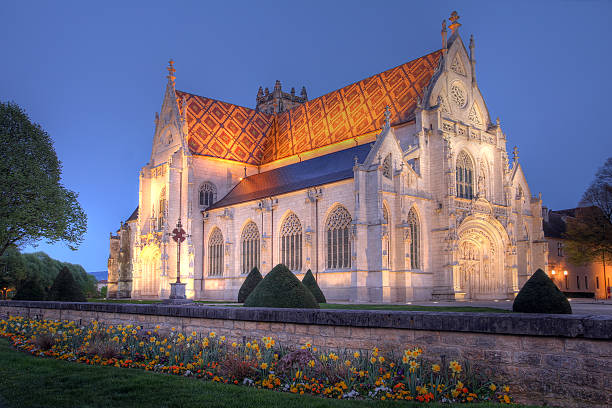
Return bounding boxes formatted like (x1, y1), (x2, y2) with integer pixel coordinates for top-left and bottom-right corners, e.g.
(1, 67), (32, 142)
(107, 12), (547, 302)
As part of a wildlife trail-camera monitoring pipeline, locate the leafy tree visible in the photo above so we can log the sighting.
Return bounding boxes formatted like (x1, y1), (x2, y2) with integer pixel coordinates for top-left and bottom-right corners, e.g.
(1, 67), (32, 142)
(564, 157), (612, 296)
(100, 286), (107, 298)
(48, 266), (86, 302)
(237, 267), (263, 303)
(513, 269), (572, 314)
(0, 101), (87, 258)
(13, 276), (46, 301)
(302, 269), (326, 303)
(0, 247), (26, 299)
(244, 264), (319, 309)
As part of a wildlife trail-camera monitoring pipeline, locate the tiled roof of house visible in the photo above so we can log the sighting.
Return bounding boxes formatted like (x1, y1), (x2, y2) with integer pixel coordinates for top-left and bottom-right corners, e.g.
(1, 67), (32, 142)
(207, 143), (372, 210)
(176, 49), (442, 165)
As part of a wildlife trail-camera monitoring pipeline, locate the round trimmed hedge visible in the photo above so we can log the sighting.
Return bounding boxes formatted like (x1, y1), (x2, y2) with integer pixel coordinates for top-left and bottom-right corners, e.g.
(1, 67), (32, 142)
(512, 269), (572, 314)
(302, 269), (326, 303)
(237, 267), (263, 303)
(244, 264), (319, 309)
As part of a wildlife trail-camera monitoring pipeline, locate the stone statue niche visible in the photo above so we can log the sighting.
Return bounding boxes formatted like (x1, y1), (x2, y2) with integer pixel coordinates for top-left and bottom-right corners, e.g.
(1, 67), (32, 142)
(117, 223), (133, 298)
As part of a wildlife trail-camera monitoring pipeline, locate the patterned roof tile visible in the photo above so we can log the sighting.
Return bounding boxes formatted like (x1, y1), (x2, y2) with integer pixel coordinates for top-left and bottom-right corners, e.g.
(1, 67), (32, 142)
(176, 49), (442, 165)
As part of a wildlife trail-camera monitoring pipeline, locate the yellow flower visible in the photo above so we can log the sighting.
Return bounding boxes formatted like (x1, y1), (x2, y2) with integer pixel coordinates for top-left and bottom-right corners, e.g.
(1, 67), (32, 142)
(378, 356), (384, 363)
(209, 332), (216, 338)
(353, 351), (360, 358)
(344, 360), (351, 367)
(432, 364), (440, 373)
(191, 331), (197, 337)
(305, 342), (311, 348)
(489, 383), (497, 392)
(503, 395), (511, 403)
(370, 357), (377, 364)
(231, 342), (237, 348)
(260, 362), (268, 370)
(402, 355), (409, 364)
(308, 360), (315, 367)
(503, 386), (510, 393)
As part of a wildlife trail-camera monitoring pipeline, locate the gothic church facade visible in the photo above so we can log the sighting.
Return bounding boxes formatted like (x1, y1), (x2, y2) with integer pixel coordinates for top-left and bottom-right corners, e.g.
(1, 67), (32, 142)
(107, 13), (547, 302)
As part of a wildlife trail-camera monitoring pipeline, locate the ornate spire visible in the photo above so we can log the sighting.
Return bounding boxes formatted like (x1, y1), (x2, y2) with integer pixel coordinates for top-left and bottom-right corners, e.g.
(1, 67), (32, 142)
(166, 59), (176, 86)
(512, 146), (519, 163)
(469, 34), (477, 85)
(441, 19), (448, 53)
(301, 86), (308, 100)
(448, 11), (461, 35)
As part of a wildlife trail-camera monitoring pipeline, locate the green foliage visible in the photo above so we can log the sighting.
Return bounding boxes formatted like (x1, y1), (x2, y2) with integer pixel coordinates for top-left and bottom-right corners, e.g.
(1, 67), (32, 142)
(100, 286), (108, 298)
(301, 270), (326, 303)
(19, 251), (97, 297)
(0, 247), (26, 298)
(237, 267), (263, 303)
(48, 266), (86, 302)
(244, 264), (319, 309)
(13, 276), (46, 301)
(513, 269), (572, 314)
(0, 101), (87, 257)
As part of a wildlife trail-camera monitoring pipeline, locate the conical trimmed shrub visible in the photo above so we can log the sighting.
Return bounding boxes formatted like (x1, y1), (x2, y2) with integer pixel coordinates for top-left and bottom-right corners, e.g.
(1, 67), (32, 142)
(48, 266), (86, 302)
(237, 267), (263, 303)
(513, 269), (571, 314)
(302, 269), (326, 303)
(244, 264), (319, 309)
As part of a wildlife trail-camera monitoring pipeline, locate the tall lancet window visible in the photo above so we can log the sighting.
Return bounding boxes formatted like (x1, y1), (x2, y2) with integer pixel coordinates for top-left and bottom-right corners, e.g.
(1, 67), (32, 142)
(241, 221), (260, 274)
(280, 213), (302, 272)
(407, 208), (420, 270)
(382, 205), (391, 269)
(199, 182), (217, 208)
(326, 206), (352, 269)
(208, 228), (224, 276)
(456, 151), (474, 199)
(157, 187), (167, 231)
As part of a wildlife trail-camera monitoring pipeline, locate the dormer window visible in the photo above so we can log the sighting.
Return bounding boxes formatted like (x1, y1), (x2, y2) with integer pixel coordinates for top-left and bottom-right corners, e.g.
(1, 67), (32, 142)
(199, 182), (217, 208)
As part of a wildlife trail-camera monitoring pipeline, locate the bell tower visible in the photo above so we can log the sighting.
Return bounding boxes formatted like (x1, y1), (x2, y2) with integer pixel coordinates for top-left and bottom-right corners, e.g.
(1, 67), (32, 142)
(255, 80), (308, 113)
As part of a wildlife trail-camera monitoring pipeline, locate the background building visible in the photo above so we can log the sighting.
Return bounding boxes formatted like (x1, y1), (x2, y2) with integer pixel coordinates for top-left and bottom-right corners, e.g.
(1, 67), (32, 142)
(543, 208), (611, 299)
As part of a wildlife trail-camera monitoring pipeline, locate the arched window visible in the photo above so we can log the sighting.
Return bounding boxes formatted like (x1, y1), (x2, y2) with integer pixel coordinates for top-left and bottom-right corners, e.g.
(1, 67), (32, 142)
(456, 151), (474, 199)
(208, 228), (224, 276)
(407, 208), (420, 269)
(241, 222), (260, 274)
(382, 205), (391, 269)
(199, 182), (217, 208)
(326, 206), (352, 269)
(280, 213), (302, 271)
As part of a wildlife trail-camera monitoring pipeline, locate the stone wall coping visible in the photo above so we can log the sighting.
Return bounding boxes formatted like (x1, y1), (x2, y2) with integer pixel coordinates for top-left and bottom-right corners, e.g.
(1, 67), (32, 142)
(1, 300), (611, 340)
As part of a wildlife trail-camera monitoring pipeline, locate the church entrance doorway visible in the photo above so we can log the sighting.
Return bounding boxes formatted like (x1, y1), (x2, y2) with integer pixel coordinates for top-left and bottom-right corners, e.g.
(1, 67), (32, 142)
(139, 245), (161, 298)
(455, 222), (507, 300)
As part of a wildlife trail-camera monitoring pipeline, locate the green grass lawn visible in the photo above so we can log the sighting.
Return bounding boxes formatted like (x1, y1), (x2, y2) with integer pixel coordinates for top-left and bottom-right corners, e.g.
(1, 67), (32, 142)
(320, 304), (510, 313)
(0, 339), (536, 408)
(84, 299), (507, 313)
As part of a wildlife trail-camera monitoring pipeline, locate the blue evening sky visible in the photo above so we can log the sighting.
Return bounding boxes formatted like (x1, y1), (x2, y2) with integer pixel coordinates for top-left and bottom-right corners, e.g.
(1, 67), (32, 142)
(1, 1), (611, 272)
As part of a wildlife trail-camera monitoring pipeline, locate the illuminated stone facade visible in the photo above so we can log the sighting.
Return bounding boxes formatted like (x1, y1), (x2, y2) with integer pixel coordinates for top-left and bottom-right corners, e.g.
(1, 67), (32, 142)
(108, 15), (547, 302)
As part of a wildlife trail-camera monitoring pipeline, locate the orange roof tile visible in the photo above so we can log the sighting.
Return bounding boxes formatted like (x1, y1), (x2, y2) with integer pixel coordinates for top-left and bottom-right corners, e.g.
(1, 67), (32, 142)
(176, 49), (442, 165)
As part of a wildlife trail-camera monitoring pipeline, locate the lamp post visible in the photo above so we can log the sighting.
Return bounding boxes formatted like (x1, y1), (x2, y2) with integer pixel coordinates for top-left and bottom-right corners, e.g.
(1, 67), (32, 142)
(166, 217), (191, 304)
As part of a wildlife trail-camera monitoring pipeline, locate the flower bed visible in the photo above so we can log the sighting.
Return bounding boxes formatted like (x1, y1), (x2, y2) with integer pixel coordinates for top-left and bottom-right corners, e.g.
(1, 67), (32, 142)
(0, 316), (512, 404)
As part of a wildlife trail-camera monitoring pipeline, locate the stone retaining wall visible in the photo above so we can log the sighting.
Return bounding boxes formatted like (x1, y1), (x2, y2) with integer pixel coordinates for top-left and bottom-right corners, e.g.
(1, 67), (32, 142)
(1, 301), (610, 408)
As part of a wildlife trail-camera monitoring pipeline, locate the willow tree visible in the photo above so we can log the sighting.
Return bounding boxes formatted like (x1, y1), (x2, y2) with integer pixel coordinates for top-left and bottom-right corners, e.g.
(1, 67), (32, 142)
(0, 102), (86, 257)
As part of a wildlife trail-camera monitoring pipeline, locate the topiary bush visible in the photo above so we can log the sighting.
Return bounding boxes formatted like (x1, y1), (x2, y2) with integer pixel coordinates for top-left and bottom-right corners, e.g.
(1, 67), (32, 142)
(244, 264), (319, 309)
(512, 269), (572, 314)
(302, 269), (326, 303)
(237, 267), (263, 303)
(48, 266), (86, 302)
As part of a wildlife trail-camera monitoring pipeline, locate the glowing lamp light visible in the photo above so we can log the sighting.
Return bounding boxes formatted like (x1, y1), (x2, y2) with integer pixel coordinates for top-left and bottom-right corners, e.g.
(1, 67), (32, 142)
(551, 270), (556, 275)
(563, 270), (568, 276)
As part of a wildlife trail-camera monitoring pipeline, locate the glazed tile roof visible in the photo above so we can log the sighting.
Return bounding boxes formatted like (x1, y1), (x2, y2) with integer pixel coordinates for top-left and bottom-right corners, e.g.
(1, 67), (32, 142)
(207, 143), (372, 210)
(176, 49), (442, 165)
